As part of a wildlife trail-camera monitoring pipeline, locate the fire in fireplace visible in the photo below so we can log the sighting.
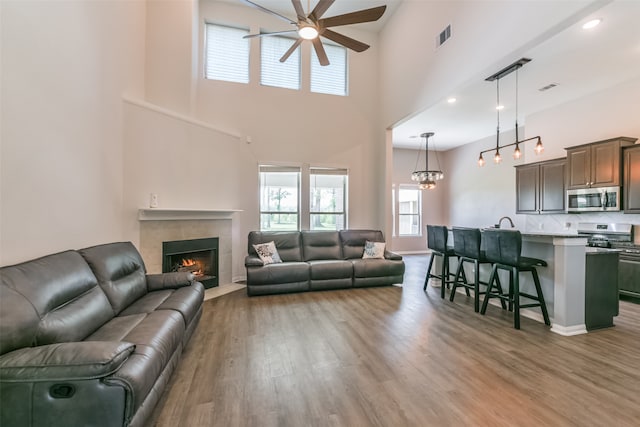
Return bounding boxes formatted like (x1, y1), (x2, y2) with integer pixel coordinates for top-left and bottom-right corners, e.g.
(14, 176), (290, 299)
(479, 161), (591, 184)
(162, 237), (219, 289)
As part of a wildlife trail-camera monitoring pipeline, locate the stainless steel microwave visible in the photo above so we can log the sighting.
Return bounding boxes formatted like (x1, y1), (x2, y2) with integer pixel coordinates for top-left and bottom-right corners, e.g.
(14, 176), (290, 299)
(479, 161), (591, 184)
(567, 186), (621, 212)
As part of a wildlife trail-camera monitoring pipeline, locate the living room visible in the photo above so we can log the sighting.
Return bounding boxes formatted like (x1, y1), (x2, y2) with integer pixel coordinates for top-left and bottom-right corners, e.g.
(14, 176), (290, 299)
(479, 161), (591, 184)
(2, 0), (640, 426)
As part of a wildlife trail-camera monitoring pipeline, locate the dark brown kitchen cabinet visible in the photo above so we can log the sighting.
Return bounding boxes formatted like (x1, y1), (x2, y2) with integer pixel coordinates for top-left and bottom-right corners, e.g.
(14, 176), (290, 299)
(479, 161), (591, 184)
(566, 137), (637, 190)
(516, 158), (566, 214)
(624, 145), (640, 213)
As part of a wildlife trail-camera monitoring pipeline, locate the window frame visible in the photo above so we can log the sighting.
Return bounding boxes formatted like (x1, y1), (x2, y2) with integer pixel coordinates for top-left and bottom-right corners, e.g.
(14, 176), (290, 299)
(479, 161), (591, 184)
(309, 168), (348, 231)
(395, 185), (422, 237)
(260, 35), (301, 90)
(204, 22), (250, 84)
(259, 165), (301, 232)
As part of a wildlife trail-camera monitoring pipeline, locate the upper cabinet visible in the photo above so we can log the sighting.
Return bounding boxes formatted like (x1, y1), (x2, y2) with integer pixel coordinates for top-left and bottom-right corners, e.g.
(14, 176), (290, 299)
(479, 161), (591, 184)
(624, 145), (640, 213)
(516, 158), (566, 214)
(566, 137), (637, 190)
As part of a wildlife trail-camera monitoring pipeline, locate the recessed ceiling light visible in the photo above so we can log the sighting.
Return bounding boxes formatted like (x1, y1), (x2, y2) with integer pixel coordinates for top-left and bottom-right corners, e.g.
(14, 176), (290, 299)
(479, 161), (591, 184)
(447, 97), (456, 104)
(582, 19), (601, 30)
(496, 105), (505, 110)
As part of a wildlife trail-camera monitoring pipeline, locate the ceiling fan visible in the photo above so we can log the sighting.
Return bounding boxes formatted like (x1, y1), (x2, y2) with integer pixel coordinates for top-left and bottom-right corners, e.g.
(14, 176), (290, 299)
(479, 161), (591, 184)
(240, 0), (386, 66)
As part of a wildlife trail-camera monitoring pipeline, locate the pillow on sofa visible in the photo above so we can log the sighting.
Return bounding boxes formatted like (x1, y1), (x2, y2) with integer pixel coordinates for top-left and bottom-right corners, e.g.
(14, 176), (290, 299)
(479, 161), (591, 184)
(253, 241), (283, 265)
(362, 241), (385, 259)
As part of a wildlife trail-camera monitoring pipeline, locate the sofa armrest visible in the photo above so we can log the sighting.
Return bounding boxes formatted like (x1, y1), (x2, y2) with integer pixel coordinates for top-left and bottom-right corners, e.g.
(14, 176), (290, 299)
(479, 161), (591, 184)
(384, 250), (403, 261)
(245, 255), (264, 267)
(0, 341), (135, 382)
(146, 272), (194, 291)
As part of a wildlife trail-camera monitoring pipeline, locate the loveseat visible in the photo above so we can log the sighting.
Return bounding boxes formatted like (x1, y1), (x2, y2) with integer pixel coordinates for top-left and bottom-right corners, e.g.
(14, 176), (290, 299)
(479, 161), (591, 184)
(245, 230), (405, 296)
(0, 242), (204, 427)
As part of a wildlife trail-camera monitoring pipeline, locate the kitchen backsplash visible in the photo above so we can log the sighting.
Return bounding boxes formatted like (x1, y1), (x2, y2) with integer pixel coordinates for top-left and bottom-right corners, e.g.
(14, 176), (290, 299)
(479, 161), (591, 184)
(524, 212), (640, 243)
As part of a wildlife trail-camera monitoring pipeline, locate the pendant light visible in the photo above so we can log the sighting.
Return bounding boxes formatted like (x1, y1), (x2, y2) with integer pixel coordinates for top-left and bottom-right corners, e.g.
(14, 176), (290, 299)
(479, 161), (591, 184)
(478, 58), (544, 167)
(411, 132), (444, 190)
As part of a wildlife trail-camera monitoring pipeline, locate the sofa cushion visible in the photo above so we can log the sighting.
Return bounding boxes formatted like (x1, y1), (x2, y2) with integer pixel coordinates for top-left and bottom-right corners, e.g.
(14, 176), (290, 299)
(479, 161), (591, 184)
(246, 261), (309, 286)
(247, 232), (303, 262)
(80, 242), (148, 315)
(339, 230), (385, 259)
(302, 231), (342, 261)
(0, 251), (114, 354)
(308, 260), (353, 280)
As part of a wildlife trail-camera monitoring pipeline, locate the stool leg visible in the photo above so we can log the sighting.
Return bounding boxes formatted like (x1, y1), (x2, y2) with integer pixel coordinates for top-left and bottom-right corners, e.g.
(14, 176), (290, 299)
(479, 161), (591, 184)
(494, 273), (507, 310)
(441, 254), (448, 299)
(424, 253), (436, 291)
(473, 259), (480, 312)
(450, 259), (464, 302)
(531, 268), (551, 326)
(508, 269), (514, 312)
(480, 264), (498, 315)
(513, 267), (520, 330)
(459, 262), (471, 296)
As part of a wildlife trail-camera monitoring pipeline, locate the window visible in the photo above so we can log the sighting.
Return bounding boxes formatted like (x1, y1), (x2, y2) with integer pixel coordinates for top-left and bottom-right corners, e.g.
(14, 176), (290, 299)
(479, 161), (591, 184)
(261, 36), (300, 90)
(310, 168), (347, 231)
(310, 44), (347, 96)
(205, 23), (249, 83)
(259, 166), (300, 231)
(397, 187), (421, 236)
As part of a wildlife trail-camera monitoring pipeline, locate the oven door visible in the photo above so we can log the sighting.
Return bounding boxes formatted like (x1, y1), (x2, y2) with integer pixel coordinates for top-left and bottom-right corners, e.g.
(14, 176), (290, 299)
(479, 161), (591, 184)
(567, 187), (620, 212)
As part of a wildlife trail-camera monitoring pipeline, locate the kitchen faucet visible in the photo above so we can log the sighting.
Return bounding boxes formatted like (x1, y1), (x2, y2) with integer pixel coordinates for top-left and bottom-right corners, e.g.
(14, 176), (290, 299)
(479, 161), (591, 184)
(497, 216), (515, 228)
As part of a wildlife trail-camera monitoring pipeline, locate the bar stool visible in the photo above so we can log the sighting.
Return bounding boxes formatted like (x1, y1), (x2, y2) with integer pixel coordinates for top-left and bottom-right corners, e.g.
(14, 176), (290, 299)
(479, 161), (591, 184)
(450, 227), (505, 313)
(480, 229), (551, 329)
(423, 225), (464, 298)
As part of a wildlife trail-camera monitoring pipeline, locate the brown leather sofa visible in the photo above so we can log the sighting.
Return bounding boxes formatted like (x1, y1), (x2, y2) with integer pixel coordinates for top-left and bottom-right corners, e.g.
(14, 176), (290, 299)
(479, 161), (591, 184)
(245, 230), (405, 296)
(0, 242), (204, 427)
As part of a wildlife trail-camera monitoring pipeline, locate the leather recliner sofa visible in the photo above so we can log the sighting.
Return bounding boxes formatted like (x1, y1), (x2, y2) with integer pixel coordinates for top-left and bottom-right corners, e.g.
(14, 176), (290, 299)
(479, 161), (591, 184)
(0, 242), (204, 427)
(245, 230), (405, 296)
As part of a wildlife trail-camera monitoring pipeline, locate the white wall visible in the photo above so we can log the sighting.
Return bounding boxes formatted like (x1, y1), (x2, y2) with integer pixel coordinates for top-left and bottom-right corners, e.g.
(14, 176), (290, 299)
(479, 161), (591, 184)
(122, 0), (387, 280)
(0, 0), (145, 265)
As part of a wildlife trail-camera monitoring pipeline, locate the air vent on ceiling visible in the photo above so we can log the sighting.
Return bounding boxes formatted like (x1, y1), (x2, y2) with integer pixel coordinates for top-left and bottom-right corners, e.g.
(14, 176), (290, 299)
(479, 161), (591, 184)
(539, 83), (559, 92)
(436, 24), (451, 47)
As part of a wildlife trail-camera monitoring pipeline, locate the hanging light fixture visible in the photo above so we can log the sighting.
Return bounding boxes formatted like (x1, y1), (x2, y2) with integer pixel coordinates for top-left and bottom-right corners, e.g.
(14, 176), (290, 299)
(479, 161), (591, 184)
(478, 58), (544, 167)
(411, 132), (444, 190)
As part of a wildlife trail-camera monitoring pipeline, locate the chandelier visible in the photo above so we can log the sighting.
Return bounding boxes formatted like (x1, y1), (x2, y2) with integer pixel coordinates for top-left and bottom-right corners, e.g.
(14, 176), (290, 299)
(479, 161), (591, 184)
(411, 132), (444, 190)
(478, 58), (544, 166)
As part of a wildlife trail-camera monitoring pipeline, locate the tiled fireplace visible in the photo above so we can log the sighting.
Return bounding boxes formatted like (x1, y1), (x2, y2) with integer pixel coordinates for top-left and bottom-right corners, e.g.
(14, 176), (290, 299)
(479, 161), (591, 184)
(137, 210), (236, 286)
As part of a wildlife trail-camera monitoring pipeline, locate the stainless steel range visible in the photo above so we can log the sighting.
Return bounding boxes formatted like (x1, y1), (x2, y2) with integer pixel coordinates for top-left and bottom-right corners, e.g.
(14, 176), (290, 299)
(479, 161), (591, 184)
(578, 222), (640, 299)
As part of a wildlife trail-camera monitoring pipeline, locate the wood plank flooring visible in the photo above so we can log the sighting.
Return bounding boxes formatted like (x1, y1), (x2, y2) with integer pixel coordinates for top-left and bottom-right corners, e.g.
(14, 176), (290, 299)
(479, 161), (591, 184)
(150, 255), (640, 427)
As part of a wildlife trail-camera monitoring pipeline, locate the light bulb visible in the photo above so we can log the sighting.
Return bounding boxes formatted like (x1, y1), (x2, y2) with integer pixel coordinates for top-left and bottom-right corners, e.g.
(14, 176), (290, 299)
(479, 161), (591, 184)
(478, 154), (485, 167)
(535, 140), (544, 154)
(494, 150), (502, 164)
(513, 144), (522, 159)
(298, 26), (318, 40)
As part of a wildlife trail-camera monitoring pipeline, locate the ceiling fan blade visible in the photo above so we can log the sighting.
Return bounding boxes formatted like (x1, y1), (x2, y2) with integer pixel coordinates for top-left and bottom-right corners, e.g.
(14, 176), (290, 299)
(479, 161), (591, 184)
(280, 38), (303, 63)
(321, 29), (369, 52)
(309, 0), (335, 22)
(312, 38), (330, 66)
(291, 0), (306, 21)
(239, 0), (297, 25)
(318, 6), (386, 28)
(244, 30), (298, 39)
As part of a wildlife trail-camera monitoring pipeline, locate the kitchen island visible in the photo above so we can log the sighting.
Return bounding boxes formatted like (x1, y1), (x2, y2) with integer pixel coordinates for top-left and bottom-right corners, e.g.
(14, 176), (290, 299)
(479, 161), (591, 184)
(519, 232), (589, 335)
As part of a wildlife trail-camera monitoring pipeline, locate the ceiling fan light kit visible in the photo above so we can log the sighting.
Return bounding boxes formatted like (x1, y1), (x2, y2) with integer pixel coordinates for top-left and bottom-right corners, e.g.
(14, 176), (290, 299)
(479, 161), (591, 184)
(478, 57), (544, 167)
(241, 0), (386, 66)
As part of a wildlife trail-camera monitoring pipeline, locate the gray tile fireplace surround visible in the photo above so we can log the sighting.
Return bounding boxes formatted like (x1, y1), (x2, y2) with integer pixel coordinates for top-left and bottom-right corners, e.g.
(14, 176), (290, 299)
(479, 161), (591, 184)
(139, 219), (232, 285)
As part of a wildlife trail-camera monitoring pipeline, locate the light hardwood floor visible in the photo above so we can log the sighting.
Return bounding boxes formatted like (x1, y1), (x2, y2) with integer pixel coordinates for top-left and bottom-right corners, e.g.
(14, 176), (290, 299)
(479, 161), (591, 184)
(150, 255), (640, 427)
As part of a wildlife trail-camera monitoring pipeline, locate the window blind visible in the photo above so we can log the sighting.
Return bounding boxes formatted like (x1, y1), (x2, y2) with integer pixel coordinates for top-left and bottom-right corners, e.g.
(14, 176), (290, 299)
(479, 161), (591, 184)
(311, 44), (347, 96)
(261, 36), (300, 90)
(205, 23), (249, 83)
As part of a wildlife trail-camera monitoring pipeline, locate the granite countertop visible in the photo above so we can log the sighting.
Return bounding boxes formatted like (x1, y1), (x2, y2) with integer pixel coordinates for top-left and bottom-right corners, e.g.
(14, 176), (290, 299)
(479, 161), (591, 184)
(521, 232), (588, 238)
(585, 247), (622, 255)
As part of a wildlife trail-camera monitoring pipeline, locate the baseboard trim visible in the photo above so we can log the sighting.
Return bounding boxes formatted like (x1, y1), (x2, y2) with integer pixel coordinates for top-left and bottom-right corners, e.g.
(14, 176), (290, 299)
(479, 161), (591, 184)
(551, 323), (588, 336)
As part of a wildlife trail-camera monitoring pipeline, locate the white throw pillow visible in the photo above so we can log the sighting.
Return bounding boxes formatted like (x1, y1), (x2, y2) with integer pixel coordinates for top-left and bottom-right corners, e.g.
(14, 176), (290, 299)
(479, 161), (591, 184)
(253, 241), (283, 265)
(362, 241), (385, 259)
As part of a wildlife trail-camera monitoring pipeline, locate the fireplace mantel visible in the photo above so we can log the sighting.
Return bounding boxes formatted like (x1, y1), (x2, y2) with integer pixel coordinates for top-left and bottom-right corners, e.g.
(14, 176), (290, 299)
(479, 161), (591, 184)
(138, 208), (241, 221)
